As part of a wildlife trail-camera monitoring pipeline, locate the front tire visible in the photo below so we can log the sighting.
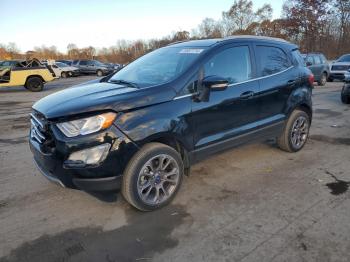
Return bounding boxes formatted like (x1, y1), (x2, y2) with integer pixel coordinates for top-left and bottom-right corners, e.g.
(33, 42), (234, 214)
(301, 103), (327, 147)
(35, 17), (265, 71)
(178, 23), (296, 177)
(277, 109), (310, 152)
(25, 76), (44, 92)
(61, 72), (67, 78)
(122, 143), (184, 211)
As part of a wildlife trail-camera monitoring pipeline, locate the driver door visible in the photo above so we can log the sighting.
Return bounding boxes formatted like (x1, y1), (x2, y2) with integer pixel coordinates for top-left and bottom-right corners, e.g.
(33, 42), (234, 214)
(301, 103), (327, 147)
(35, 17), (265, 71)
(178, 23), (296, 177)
(190, 44), (260, 160)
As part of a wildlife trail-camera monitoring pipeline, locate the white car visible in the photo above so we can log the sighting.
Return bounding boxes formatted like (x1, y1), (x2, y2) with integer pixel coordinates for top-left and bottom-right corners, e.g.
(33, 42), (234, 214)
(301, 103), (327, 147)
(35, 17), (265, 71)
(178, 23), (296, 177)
(329, 54), (350, 82)
(51, 62), (80, 78)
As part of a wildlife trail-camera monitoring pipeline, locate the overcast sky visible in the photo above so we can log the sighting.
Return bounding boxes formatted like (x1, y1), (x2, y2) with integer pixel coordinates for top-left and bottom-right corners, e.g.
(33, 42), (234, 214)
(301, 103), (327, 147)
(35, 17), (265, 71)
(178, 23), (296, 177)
(1, 0), (284, 52)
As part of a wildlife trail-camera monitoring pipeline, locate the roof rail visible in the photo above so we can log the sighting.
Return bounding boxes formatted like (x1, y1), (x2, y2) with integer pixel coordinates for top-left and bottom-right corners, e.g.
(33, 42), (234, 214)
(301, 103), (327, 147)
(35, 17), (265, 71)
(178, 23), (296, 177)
(223, 35), (288, 43)
(166, 40), (190, 46)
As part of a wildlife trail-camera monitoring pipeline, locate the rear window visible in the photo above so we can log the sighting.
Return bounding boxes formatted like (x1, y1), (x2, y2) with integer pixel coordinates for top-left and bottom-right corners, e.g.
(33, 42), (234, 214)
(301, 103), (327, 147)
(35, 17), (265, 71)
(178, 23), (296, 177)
(293, 50), (306, 66)
(256, 46), (291, 76)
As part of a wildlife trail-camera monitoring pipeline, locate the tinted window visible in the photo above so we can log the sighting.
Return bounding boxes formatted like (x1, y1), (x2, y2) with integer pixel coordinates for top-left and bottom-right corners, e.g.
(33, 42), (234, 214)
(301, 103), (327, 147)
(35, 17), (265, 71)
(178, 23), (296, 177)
(305, 56), (314, 65)
(314, 55), (321, 65)
(79, 61), (88, 65)
(257, 46), (291, 76)
(337, 54), (350, 62)
(204, 46), (252, 84)
(292, 50), (305, 66)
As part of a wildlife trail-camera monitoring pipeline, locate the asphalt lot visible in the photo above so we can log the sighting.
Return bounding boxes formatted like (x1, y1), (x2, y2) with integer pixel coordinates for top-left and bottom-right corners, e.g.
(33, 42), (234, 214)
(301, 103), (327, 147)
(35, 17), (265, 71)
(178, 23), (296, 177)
(0, 77), (349, 262)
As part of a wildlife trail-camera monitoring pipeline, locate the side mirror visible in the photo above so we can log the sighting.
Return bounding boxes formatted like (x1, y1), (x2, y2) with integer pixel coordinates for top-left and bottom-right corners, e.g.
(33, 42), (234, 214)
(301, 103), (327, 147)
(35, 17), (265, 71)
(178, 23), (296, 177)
(202, 75), (229, 91)
(306, 61), (313, 66)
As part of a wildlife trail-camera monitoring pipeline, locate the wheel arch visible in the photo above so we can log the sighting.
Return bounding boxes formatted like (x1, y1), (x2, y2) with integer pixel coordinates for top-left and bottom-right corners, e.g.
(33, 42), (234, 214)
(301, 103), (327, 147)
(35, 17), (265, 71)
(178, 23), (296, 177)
(25, 74), (45, 85)
(285, 86), (313, 122)
(142, 133), (191, 171)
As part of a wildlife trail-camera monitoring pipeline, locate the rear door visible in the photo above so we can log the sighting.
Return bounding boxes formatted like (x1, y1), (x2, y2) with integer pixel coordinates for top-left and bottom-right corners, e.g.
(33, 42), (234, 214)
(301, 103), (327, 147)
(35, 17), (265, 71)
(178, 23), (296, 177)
(312, 55), (323, 79)
(254, 44), (299, 124)
(87, 60), (97, 73)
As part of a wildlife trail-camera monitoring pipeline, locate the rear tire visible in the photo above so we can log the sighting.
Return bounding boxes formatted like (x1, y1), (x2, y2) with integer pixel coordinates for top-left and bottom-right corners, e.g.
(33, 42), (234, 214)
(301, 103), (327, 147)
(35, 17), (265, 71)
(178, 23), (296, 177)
(341, 85), (350, 104)
(97, 70), (103, 77)
(122, 143), (184, 211)
(277, 109), (310, 152)
(25, 76), (44, 92)
(318, 72), (327, 86)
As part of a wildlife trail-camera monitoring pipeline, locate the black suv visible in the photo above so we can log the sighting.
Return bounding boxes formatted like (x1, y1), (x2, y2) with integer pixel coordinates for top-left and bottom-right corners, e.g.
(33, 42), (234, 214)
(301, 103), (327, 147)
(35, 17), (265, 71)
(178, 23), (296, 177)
(72, 60), (112, 76)
(302, 53), (330, 86)
(30, 36), (313, 211)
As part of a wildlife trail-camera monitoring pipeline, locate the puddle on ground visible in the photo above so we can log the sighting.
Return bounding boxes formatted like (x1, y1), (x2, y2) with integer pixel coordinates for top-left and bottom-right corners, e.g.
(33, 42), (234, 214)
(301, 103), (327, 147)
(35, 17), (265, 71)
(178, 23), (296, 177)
(324, 170), (350, 195)
(0, 204), (191, 262)
(314, 108), (342, 118)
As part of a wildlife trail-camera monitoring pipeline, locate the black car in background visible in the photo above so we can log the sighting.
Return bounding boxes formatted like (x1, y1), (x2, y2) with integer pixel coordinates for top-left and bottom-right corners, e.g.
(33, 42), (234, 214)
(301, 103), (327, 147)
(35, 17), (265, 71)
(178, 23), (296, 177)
(30, 36), (313, 211)
(302, 53), (330, 86)
(72, 60), (113, 76)
(341, 70), (350, 104)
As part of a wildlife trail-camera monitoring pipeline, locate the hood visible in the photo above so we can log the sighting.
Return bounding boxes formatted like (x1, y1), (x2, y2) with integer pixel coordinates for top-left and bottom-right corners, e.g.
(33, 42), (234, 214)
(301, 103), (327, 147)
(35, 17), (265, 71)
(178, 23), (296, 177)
(333, 61), (350, 66)
(32, 81), (176, 119)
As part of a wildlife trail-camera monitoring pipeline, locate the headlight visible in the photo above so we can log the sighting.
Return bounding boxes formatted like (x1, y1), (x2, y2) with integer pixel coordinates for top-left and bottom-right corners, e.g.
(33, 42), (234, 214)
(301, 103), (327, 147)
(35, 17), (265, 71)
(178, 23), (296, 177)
(57, 112), (116, 137)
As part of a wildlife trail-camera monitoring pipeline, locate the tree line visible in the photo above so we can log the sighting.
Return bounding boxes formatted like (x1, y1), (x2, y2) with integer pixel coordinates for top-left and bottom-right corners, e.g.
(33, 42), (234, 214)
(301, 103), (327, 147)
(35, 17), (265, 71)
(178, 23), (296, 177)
(1, 0), (349, 63)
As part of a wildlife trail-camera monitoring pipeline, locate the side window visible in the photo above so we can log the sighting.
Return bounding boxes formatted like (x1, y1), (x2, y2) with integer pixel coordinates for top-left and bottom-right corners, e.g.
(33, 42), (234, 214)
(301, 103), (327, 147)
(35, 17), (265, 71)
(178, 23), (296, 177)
(305, 56), (314, 65)
(291, 50), (305, 66)
(79, 61), (87, 66)
(314, 55), (321, 65)
(88, 61), (95, 66)
(204, 46), (252, 84)
(320, 55), (327, 64)
(257, 46), (291, 76)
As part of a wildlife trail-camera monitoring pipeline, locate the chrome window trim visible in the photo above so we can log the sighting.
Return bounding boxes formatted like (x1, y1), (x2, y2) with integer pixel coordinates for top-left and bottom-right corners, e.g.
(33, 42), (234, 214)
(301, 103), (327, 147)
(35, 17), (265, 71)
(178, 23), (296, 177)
(173, 93), (196, 100)
(173, 66), (294, 100)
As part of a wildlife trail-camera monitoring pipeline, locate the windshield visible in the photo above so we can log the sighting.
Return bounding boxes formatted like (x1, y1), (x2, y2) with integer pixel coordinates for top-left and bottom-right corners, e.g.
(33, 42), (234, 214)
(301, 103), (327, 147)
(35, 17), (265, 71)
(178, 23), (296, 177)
(109, 46), (205, 87)
(337, 54), (350, 62)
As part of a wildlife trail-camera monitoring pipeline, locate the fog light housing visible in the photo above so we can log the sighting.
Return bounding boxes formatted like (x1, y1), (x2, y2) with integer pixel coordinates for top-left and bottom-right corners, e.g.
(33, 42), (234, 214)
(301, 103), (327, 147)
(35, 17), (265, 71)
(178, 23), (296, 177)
(65, 143), (111, 168)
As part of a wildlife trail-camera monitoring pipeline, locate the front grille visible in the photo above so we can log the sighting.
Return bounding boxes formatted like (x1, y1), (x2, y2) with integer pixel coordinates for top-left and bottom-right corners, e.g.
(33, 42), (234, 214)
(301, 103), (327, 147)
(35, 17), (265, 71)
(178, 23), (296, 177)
(332, 65), (350, 71)
(30, 111), (55, 152)
(30, 112), (47, 144)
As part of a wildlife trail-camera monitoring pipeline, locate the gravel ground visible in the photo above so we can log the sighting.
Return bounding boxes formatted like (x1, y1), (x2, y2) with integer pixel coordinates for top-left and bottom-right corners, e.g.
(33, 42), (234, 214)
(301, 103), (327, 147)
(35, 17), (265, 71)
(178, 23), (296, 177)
(0, 78), (349, 262)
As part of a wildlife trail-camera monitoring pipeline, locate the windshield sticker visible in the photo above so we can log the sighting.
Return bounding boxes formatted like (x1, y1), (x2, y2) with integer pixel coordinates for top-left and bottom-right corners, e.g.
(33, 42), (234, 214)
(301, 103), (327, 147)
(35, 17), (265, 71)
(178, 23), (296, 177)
(179, 49), (204, 54)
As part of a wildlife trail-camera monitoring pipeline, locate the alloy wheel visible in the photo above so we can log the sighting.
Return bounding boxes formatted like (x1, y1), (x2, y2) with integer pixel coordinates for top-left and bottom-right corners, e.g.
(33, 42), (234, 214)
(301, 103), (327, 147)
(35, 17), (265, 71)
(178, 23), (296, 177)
(137, 154), (180, 205)
(290, 116), (309, 149)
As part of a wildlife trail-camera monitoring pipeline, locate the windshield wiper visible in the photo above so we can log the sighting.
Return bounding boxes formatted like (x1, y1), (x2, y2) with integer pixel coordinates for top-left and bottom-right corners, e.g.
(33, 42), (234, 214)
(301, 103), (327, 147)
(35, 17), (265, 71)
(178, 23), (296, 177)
(109, 79), (139, 88)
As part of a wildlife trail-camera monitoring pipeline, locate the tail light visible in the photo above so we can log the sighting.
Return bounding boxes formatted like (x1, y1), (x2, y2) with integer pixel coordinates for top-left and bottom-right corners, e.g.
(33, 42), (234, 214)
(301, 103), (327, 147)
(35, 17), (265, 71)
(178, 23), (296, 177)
(308, 74), (314, 86)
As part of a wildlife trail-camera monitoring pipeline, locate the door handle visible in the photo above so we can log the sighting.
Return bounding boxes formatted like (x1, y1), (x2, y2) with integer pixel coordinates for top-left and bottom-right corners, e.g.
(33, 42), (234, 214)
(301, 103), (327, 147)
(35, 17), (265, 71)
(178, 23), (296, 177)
(240, 91), (254, 99)
(287, 80), (297, 85)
